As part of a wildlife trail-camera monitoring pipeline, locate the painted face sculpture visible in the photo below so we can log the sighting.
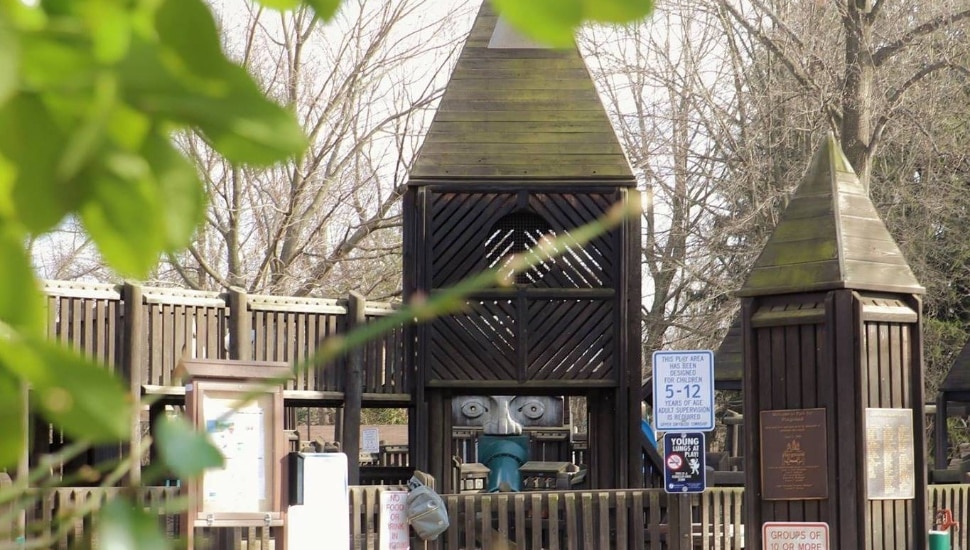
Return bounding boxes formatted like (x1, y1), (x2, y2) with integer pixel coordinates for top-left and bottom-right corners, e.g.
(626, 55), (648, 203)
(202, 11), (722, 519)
(453, 396), (564, 435)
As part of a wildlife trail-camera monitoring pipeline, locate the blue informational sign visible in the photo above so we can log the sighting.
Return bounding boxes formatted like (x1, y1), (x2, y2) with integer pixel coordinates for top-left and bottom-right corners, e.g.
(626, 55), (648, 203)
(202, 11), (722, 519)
(652, 350), (715, 431)
(663, 432), (706, 494)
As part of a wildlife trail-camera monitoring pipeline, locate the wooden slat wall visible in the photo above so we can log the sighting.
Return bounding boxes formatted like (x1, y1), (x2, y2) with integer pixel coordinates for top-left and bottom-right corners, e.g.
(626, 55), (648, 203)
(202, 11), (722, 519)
(526, 299), (614, 381)
(424, 190), (621, 385)
(429, 191), (616, 288)
(46, 289), (124, 373)
(41, 283), (407, 400)
(859, 293), (922, 550)
(431, 489), (669, 550)
(363, 307), (408, 395)
(24, 485), (970, 549)
(142, 289), (227, 387)
(699, 488), (745, 550)
(23, 487), (180, 548)
(744, 294), (831, 544)
(248, 296), (346, 393)
(928, 485), (969, 550)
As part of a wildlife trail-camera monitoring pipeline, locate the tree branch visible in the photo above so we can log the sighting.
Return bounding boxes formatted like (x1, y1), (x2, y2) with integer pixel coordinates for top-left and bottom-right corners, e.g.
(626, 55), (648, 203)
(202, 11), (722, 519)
(870, 62), (969, 154)
(873, 9), (970, 66)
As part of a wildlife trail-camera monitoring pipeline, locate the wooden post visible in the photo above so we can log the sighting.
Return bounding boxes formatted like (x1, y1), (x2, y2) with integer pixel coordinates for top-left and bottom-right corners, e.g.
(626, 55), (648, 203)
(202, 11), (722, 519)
(739, 136), (927, 549)
(122, 282), (144, 485)
(15, 383), (28, 541)
(228, 287), (251, 361)
(935, 391), (948, 470)
(666, 494), (694, 549)
(343, 292), (366, 485)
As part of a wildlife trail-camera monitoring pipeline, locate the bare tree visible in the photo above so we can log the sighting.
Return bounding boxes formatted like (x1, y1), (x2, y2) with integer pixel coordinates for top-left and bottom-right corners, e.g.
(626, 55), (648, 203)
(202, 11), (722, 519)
(583, 1), (752, 360)
(161, 0), (472, 298)
(717, 0), (970, 189)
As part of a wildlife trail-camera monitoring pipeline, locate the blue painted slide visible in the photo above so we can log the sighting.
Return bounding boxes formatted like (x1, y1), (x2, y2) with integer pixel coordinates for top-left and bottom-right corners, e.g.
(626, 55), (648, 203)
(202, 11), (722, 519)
(641, 418), (657, 449)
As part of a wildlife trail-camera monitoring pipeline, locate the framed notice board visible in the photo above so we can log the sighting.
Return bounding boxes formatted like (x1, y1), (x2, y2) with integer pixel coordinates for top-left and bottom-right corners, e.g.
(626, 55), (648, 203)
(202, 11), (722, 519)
(179, 360), (291, 533)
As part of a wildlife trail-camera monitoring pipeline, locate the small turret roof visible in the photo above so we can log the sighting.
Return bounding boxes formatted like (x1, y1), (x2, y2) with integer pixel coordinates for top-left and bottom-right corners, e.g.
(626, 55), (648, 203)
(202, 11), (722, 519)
(409, 1), (634, 183)
(738, 134), (923, 296)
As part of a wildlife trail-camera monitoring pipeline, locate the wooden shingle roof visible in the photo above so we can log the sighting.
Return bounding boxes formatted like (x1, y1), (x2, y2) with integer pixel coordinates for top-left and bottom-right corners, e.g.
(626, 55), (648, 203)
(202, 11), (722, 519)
(408, 1), (634, 183)
(941, 339), (970, 396)
(738, 134), (923, 297)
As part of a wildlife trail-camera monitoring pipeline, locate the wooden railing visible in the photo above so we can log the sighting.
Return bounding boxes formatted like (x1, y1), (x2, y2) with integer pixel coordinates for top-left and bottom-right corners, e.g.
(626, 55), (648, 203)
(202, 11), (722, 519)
(928, 484), (970, 550)
(14, 485), (970, 549)
(42, 281), (408, 402)
(16, 486), (278, 549)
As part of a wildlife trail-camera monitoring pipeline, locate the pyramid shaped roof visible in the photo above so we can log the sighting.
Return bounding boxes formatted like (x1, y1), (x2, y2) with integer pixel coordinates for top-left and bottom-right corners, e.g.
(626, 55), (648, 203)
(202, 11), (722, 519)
(941, 338), (970, 396)
(738, 134), (923, 296)
(408, 1), (633, 183)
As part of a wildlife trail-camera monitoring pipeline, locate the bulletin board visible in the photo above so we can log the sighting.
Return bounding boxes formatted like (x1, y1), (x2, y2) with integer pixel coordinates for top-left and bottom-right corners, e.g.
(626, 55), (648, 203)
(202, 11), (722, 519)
(179, 360), (291, 531)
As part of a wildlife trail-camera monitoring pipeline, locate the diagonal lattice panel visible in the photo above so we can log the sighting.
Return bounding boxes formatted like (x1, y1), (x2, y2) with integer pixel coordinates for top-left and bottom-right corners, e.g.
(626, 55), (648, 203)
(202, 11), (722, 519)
(529, 194), (615, 288)
(526, 299), (615, 381)
(430, 192), (517, 287)
(427, 300), (517, 381)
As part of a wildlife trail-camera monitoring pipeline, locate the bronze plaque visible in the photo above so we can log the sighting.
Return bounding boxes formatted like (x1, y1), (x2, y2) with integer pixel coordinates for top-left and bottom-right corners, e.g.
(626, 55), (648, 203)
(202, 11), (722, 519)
(760, 408), (828, 500)
(865, 408), (915, 500)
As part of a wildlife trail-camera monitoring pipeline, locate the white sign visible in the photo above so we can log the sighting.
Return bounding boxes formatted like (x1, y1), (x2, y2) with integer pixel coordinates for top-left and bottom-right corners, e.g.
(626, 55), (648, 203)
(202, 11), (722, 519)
(288, 453), (349, 550)
(202, 394), (268, 512)
(379, 491), (410, 550)
(652, 350), (715, 431)
(762, 522), (829, 550)
(362, 427), (381, 454)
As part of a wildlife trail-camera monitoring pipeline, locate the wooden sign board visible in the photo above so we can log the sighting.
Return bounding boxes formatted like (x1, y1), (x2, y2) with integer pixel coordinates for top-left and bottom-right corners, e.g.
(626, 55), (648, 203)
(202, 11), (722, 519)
(760, 408), (828, 500)
(179, 360), (291, 541)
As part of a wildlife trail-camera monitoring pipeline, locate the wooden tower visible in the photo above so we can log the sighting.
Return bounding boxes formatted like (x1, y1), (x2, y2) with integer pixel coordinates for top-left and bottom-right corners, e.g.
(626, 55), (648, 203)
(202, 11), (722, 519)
(738, 135), (927, 548)
(403, 1), (642, 491)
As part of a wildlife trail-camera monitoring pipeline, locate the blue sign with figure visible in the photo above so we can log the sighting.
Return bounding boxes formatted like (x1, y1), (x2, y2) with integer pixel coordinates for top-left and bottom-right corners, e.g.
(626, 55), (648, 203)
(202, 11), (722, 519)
(663, 432), (706, 494)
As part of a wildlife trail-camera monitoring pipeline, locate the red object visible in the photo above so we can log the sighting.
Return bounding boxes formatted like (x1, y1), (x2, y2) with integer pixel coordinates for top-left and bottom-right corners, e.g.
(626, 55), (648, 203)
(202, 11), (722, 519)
(936, 509), (960, 531)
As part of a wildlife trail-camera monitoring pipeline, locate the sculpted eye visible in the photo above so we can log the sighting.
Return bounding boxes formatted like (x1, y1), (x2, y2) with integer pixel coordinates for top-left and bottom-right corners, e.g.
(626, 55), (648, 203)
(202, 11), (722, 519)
(461, 400), (487, 419)
(519, 400), (545, 420)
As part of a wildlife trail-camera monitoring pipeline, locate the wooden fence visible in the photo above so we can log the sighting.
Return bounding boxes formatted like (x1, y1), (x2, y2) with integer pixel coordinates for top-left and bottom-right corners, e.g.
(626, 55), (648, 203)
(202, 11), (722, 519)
(12, 485), (970, 549)
(42, 280), (408, 403)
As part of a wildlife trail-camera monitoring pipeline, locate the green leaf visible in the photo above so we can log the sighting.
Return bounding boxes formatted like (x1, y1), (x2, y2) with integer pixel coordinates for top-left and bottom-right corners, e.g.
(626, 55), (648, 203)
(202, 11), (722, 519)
(492, 0), (654, 47)
(258, 0), (303, 11)
(155, 0), (228, 80)
(155, 415), (224, 479)
(491, 0), (583, 48)
(0, 19), (18, 107)
(0, 94), (72, 233)
(78, 150), (165, 276)
(582, 0), (654, 23)
(0, 227), (44, 333)
(83, 0), (133, 63)
(190, 65), (308, 165)
(143, 132), (206, 249)
(98, 498), (169, 550)
(0, 369), (25, 469)
(0, 338), (132, 443)
(304, 0), (341, 21)
(19, 29), (98, 91)
(119, 38), (308, 165)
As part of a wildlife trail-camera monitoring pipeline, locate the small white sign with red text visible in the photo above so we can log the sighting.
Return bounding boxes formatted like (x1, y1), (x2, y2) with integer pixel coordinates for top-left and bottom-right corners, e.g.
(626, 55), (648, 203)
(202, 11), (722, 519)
(379, 490), (410, 550)
(762, 522), (828, 550)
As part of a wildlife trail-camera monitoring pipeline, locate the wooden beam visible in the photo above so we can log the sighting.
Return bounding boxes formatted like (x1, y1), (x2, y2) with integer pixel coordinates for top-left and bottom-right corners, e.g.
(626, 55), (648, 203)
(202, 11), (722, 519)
(122, 282), (144, 486)
(342, 292), (366, 485)
(228, 287), (251, 361)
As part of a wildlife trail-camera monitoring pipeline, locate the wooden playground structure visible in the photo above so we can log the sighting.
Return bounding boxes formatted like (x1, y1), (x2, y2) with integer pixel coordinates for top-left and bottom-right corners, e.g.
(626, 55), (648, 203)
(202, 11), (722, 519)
(8, 1), (970, 549)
